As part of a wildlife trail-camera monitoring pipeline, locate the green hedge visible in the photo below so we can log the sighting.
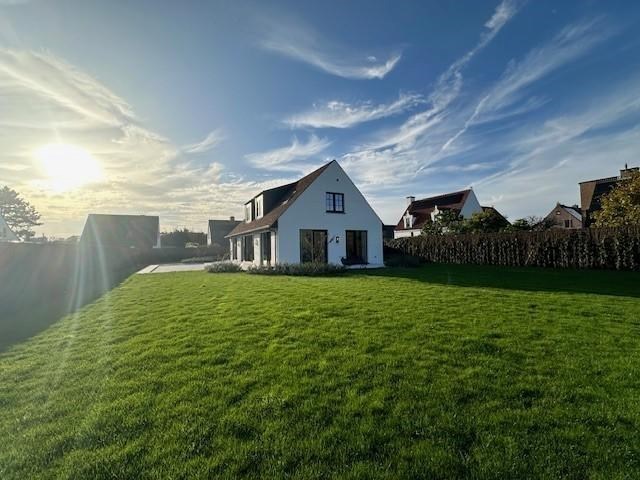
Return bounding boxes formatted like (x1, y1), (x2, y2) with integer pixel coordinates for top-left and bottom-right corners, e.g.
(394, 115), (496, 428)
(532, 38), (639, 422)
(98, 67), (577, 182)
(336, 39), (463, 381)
(387, 228), (640, 270)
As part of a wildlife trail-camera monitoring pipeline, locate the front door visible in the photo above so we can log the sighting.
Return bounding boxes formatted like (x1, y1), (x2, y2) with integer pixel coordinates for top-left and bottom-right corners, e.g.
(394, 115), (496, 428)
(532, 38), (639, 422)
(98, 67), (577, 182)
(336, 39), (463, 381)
(300, 229), (328, 263)
(345, 230), (368, 264)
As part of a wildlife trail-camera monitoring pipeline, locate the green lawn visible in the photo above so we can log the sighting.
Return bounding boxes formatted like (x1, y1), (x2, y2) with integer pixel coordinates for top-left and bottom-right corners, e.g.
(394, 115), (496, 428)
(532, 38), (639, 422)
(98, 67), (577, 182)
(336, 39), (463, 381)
(1, 265), (639, 479)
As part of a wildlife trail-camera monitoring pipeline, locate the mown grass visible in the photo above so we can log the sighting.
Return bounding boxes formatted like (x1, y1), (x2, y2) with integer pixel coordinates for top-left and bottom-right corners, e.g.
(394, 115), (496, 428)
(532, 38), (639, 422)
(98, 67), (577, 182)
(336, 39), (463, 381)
(1, 264), (639, 479)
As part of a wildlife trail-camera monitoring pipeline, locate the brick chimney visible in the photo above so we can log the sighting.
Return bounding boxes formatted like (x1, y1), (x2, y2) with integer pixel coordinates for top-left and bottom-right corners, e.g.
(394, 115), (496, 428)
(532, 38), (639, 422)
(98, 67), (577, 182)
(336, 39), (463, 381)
(229, 216), (235, 221)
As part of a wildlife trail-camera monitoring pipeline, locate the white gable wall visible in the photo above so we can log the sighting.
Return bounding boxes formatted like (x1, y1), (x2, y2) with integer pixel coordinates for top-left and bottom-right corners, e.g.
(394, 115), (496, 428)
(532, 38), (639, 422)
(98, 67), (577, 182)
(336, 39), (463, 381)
(460, 190), (483, 218)
(0, 216), (19, 242)
(276, 162), (383, 265)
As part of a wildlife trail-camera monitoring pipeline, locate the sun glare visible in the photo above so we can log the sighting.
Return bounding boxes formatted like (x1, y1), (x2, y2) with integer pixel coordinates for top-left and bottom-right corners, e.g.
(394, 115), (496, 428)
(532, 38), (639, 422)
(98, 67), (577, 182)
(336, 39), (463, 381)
(36, 143), (104, 192)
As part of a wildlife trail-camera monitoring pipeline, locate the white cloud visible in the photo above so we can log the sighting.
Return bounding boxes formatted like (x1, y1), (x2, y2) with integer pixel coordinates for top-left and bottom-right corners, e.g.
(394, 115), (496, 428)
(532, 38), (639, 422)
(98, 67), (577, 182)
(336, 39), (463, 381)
(0, 48), (271, 236)
(256, 15), (401, 80)
(246, 135), (331, 171)
(284, 93), (423, 129)
(182, 129), (225, 154)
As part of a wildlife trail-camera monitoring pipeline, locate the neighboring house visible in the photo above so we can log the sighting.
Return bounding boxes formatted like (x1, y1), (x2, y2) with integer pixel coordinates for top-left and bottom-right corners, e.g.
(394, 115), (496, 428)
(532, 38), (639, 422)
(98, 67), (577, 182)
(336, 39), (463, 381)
(226, 160), (383, 267)
(580, 166), (639, 226)
(0, 214), (19, 242)
(208, 217), (241, 247)
(382, 225), (396, 242)
(80, 214), (161, 248)
(394, 189), (483, 238)
(544, 203), (583, 229)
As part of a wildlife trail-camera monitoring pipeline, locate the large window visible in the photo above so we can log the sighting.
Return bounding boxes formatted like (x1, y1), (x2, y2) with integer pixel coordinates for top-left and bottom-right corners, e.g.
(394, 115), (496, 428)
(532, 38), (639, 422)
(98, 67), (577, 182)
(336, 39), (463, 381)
(261, 231), (271, 264)
(300, 229), (327, 263)
(244, 203), (252, 222)
(231, 238), (238, 260)
(345, 230), (367, 264)
(242, 235), (254, 261)
(326, 192), (344, 213)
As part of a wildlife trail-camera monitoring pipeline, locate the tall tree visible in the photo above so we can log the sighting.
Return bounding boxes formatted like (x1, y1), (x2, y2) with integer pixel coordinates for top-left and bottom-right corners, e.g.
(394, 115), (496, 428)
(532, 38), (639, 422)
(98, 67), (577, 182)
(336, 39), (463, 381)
(593, 171), (640, 227)
(0, 186), (42, 240)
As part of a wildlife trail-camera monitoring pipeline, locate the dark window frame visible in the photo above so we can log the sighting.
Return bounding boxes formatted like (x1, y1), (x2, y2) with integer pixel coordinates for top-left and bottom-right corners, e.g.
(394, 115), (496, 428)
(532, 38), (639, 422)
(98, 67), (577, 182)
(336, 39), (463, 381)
(325, 192), (345, 213)
(299, 229), (328, 263)
(242, 235), (254, 261)
(345, 230), (368, 264)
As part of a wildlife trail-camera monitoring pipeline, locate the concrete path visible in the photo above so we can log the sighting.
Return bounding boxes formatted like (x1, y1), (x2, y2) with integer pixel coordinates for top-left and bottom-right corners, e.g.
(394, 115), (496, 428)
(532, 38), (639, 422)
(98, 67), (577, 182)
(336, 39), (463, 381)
(137, 263), (209, 274)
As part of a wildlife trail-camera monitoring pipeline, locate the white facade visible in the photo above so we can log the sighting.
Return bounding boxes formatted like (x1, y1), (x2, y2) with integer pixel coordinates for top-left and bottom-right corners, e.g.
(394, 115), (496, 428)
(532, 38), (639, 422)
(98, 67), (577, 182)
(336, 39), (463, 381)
(0, 215), (18, 242)
(229, 161), (384, 267)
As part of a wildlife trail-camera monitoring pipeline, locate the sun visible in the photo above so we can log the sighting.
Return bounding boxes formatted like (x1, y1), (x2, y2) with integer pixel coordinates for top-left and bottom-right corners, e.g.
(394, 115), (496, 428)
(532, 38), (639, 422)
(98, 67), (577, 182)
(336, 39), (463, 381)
(36, 143), (104, 192)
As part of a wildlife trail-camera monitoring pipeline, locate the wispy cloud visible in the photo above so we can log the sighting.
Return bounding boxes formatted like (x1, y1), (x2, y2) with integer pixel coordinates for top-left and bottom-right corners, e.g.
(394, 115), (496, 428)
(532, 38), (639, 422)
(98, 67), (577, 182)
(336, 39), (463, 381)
(182, 129), (225, 154)
(256, 15), (401, 79)
(0, 48), (272, 235)
(246, 134), (331, 171)
(284, 93), (423, 129)
(435, 17), (615, 158)
(339, 0), (522, 185)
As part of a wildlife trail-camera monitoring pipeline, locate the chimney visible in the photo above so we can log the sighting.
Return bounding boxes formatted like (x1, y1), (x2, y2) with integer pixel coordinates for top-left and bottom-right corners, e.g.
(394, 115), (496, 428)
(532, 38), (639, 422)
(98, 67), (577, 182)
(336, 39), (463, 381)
(229, 216), (235, 221)
(406, 196), (415, 206)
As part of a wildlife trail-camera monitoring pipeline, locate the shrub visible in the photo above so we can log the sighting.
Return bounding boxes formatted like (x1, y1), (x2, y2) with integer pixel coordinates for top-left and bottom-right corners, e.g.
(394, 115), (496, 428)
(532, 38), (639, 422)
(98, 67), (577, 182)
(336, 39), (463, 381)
(205, 262), (243, 273)
(247, 262), (347, 276)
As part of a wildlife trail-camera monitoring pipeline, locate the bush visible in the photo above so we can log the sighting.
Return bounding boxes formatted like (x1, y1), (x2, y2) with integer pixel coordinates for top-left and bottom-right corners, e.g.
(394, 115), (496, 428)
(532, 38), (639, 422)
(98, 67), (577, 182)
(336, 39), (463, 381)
(247, 262), (347, 276)
(387, 227), (640, 270)
(384, 253), (423, 268)
(205, 262), (243, 273)
(181, 256), (217, 264)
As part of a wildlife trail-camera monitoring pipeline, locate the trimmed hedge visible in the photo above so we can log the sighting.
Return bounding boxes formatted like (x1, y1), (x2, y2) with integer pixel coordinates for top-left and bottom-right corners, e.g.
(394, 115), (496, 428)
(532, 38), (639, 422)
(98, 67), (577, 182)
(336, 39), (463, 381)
(386, 228), (640, 270)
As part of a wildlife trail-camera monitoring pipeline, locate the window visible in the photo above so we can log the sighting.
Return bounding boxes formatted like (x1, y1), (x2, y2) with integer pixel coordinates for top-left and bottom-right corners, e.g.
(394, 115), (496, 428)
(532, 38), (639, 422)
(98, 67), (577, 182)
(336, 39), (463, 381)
(326, 192), (344, 213)
(261, 231), (271, 263)
(345, 230), (367, 264)
(403, 214), (413, 229)
(300, 229), (327, 263)
(564, 219), (573, 228)
(242, 235), (254, 261)
(254, 197), (263, 219)
(231, 238), (238, 260)
(244, 203), (252, 222)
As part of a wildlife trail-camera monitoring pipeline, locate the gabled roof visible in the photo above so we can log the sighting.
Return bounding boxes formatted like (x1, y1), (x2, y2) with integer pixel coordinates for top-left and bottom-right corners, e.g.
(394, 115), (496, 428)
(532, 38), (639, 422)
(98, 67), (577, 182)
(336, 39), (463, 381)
(227, 161), (333, 237)
(481, 206), (510, 224)
(395, 189), (472, 231)
(557, 203), (582, 221)
(80, 214), (159, 248)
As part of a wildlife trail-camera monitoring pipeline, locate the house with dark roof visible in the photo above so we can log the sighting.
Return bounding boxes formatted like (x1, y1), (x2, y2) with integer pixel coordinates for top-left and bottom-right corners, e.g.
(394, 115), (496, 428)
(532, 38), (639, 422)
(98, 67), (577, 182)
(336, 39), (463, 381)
(394, 189), (483, 238)
(579, 166), (639, 226)
(207, 217), (241, 247)
(226, 160), (383, 267)
(80, 214), (160, 249)
(543, 203), (583, 229)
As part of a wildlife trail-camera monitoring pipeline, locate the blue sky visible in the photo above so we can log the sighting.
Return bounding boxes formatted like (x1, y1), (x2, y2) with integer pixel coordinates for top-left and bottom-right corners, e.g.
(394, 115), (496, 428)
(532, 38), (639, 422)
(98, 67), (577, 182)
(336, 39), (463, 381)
(1, 0), (640, 236)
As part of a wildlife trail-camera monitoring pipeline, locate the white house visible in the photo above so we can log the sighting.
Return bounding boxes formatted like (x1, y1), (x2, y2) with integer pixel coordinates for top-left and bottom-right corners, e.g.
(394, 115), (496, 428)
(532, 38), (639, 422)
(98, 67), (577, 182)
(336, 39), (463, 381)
(226, 160), (383, 267)
(394, 189), (483, 238)
(0, 214), (19, 242)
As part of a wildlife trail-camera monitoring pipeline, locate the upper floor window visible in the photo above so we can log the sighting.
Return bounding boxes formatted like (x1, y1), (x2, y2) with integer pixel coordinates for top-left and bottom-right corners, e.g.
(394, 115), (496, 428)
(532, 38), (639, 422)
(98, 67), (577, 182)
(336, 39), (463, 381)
(326, 192), (344, 213)
(403, 213), (413, 229)
(244, 203), (253, 222)
(255, 197), (263, 219)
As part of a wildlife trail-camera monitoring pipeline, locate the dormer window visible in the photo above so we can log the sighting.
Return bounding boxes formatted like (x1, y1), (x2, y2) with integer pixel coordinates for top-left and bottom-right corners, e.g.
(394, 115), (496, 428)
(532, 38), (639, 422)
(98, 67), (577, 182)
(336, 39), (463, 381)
(326, 192), (344, 213)
(255, 196), (263, 219)
(403, 213), (413, 229)
(244, 203), (253, 222)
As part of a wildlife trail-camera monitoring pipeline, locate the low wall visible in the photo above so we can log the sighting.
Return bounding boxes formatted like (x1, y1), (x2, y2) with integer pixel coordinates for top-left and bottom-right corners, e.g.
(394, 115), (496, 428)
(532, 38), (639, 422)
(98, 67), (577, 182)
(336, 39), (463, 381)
(0, 243), (226, 351)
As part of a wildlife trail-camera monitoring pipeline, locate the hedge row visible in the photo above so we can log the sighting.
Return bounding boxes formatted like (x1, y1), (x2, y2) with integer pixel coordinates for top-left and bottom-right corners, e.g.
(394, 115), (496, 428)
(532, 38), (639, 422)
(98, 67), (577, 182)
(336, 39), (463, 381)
(386, 228), (640, 270)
